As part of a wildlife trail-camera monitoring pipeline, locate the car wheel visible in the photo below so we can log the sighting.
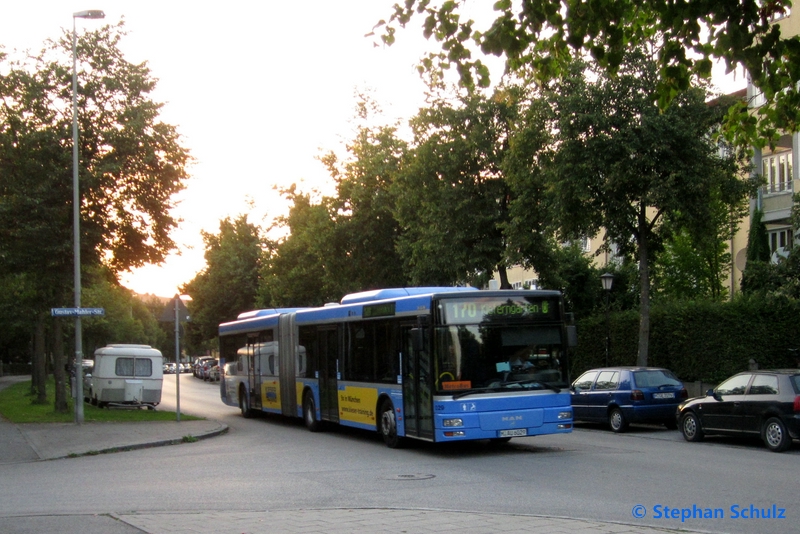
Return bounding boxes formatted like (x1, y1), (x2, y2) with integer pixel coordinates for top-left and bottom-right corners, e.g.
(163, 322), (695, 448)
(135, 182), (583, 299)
(608, 407), (628, 433)
(680, 412), (704, 442)
(379, 399), (404, 448)
(303, 392), (320, 432)
(762, 417), (792, 452)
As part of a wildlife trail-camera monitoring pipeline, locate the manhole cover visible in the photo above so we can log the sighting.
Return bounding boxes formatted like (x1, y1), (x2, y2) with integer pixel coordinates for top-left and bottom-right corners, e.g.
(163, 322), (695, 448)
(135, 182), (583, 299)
(386, 473), (436, 480)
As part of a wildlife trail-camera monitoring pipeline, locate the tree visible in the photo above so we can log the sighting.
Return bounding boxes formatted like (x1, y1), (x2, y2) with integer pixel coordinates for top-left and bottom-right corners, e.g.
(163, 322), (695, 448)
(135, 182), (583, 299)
(0, 22), (190, 405)
(392, 87), (524, 287)
(379, 0), (798, 148)
(740, 244), (800, 298)
(542, 51), (750, 365)
(746, 208), (771, 263)
(653, 185), (746, 302)
(262, 103), (411, 308)
(320, 113), (409, 292)
(259, 187), (346, 307)
(184, 216), (263, 345)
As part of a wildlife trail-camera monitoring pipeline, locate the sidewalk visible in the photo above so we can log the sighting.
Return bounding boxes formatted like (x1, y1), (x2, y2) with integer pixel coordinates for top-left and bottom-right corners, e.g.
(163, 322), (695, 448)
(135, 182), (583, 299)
(0, 375), (227, 463)
(0, 375), (707, 534)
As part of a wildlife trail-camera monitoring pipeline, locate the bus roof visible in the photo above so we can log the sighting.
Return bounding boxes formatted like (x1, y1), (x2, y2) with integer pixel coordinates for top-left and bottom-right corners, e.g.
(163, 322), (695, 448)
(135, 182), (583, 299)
(236, 308), (308, 320)
(340, 286), (475, 305)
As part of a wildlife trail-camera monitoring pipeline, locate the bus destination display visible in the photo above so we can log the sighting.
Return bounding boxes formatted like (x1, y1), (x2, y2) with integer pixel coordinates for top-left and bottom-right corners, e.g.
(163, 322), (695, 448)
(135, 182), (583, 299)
(440, 297), (559, 324)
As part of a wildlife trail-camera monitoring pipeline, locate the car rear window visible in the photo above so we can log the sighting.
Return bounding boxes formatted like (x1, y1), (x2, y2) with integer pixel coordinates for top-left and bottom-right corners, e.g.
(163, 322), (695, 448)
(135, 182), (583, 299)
(791, 374), (800, 393)
(632, 370), (681, 388)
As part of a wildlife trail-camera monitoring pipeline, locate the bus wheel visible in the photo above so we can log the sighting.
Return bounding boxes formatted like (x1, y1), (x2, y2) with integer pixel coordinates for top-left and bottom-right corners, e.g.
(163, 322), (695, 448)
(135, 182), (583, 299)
(239, 387), (252, 419)
(303, 392), (320, 432)
(379, 400), (404, 448)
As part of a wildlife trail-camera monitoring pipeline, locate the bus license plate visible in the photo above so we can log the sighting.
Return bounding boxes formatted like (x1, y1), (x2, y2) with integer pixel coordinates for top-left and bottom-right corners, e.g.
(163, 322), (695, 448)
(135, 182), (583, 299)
(653, 392), (675, 399)
(499, 429), (527, 438)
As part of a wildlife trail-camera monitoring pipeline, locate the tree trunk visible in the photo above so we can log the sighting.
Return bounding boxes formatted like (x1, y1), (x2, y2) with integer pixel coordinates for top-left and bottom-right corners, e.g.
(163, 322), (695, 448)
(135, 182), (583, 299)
(637, 210), (650, 367)
(497, 265), (512, 289)
(33, 312), (47, 404)
(53, 318), (69, 413)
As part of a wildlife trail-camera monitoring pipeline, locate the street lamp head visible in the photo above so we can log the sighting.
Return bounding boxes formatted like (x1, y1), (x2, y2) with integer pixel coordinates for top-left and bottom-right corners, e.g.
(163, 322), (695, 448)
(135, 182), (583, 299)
(74, 10), (105, 19)
(600, 272), (614, 292)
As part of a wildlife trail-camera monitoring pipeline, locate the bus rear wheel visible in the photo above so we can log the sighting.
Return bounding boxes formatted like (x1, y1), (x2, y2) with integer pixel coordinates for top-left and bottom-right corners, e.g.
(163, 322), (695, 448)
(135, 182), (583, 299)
(379, 399), (404, 448)
(303, 392), (320, 432)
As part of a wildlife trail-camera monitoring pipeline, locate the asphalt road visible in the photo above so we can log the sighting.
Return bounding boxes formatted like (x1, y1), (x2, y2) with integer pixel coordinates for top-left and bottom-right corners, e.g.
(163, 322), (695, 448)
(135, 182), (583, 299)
(2, 373), (798, 534)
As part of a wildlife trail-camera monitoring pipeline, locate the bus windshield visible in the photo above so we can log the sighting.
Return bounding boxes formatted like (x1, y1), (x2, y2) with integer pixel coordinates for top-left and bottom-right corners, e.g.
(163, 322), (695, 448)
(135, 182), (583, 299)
(433, 324), (566, 393)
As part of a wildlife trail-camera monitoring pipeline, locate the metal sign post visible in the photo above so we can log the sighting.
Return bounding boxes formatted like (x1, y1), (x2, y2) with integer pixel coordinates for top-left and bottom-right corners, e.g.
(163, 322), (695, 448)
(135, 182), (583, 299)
(160, 296), (190, 422)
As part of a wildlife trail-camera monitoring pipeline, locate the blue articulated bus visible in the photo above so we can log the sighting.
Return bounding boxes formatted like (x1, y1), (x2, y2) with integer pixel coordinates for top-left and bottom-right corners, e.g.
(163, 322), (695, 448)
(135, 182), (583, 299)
(219, 287), (576, 448)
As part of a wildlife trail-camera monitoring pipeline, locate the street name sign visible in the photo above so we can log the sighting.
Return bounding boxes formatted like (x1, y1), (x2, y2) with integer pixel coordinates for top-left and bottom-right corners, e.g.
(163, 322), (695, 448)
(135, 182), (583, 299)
(50, 308), (106, 317)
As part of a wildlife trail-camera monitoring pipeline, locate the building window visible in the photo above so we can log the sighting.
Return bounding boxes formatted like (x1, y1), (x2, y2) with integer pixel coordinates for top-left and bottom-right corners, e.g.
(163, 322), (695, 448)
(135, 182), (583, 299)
(769, 227), (793, 255)
(762, 151), (793, 193)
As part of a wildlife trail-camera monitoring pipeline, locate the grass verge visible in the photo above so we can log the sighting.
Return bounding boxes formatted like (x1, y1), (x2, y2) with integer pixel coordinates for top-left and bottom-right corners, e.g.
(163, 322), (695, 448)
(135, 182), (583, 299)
(0, 377), (202, 423)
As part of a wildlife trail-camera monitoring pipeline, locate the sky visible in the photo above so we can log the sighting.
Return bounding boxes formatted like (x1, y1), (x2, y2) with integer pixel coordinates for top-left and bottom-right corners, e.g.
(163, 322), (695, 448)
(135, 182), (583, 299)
(3, 2), (746, 299)
(2, 1), (446, 297)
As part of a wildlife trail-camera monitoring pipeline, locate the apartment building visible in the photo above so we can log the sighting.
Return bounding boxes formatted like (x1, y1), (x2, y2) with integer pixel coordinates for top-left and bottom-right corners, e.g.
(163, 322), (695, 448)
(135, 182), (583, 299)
(747, 8), (799, 257)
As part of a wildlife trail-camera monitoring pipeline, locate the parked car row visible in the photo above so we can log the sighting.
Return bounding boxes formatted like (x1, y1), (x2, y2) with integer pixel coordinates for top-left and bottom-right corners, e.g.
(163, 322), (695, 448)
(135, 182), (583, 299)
(162, 362), (192, 374)
(570, 366), (800, 453)
(192, 357), (219, 382)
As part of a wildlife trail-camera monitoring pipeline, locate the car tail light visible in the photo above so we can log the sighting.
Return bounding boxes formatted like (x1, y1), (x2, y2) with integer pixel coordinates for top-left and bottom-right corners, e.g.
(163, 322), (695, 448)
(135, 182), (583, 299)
(631, 390), (644, 401)
(794, 396), (800, 413)
(679, 388), (688, 399)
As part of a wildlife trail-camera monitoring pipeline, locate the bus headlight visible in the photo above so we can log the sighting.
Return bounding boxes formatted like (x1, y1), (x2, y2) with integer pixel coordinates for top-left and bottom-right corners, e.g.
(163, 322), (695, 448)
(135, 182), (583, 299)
(442, 418), (464, 427)
(558, 411), (572, 419)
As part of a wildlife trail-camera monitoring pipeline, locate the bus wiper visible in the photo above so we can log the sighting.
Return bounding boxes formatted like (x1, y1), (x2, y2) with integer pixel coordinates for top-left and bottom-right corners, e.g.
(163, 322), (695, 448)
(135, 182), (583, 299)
(501, 379), (562, 393)
(541, 381), (562, 393)
(452, 387), (504, 400)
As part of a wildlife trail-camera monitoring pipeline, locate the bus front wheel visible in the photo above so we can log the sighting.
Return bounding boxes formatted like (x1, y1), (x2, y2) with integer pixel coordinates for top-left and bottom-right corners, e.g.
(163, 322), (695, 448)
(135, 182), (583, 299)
(303, 392), (320, 432)
(379, 399), (404, 448)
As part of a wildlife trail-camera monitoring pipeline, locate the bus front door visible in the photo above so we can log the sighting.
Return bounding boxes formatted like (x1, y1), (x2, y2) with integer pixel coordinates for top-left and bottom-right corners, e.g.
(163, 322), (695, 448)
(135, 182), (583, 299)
(403, 327), (433, 440)
(318, 327), (340, 423)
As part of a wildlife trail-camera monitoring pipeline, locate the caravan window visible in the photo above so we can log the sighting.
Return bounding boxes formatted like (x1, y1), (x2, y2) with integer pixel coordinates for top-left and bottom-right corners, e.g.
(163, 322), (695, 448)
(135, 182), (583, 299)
(115, 357), (153, 377)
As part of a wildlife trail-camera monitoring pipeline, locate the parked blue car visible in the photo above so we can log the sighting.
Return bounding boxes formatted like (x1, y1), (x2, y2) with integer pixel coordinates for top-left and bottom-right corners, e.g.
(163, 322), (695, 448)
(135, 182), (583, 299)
(571, 367), (688, 432)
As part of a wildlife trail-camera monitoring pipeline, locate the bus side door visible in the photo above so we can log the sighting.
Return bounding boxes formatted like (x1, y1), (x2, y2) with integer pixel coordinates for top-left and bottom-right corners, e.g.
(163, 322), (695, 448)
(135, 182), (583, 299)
(318, 326), (340, 423)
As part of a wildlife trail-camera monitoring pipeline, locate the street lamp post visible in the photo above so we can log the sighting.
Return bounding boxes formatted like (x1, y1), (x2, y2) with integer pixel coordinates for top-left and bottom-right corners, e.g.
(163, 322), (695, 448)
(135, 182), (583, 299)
(72, 9), (105, 424)
(600, 272), (614, 367)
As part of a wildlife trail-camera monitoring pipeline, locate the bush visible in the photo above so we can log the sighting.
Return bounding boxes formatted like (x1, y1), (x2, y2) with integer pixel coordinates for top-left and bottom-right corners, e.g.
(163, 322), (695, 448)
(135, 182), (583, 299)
(571, 296), (800, 383)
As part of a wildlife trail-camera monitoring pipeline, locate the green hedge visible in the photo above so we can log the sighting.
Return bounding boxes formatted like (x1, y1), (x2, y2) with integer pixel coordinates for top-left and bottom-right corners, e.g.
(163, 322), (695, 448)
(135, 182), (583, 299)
(571, 297), (800, 383)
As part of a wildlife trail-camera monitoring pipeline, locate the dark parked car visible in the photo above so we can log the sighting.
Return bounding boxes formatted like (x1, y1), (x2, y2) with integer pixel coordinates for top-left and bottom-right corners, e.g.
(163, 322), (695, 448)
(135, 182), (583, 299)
(677, 369), (800, 452)
(571, 367), (688, 432)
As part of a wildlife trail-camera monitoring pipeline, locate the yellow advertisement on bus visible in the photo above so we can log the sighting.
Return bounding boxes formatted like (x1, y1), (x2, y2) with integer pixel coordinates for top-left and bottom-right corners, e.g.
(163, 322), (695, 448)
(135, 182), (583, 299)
(261, 380), (280, 410)
(338, 385), (378, 426)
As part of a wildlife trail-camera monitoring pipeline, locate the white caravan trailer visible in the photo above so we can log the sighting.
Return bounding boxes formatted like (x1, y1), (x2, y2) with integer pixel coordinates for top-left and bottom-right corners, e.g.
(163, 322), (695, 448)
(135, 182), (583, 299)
(85, 344), (163, 408)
